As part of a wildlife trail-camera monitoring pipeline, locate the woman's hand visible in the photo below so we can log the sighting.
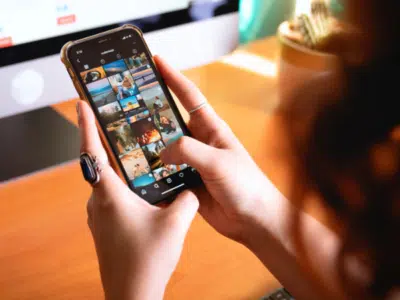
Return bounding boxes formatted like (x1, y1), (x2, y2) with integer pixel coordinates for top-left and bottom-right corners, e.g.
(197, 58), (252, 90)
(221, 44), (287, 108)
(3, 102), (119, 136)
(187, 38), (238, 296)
(77, 100), (199, 300)
(155, 56), (276, 243)
(155, 57), (348, 300)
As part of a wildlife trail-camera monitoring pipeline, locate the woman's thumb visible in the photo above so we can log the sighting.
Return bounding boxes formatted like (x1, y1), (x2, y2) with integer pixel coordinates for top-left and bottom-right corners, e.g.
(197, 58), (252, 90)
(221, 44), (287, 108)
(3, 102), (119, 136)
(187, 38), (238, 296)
(167, 190), (199, 233)
(160, 137), (217, 175)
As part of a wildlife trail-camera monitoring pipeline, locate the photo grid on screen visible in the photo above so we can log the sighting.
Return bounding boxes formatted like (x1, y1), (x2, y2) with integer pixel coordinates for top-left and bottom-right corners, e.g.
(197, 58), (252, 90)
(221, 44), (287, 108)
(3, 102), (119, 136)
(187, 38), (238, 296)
(81, 53), (187, 188)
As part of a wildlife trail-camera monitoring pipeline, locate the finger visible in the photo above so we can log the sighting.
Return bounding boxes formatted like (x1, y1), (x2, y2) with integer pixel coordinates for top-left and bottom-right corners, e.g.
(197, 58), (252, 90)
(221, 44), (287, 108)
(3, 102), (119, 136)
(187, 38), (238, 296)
(87, 194), (94, 221)
(87, 216), (94, 235)
(154, 56), (236, 147)
(78, 100), (108, 163)
(86, 195), (94, 234)
(154, 55), (207, 112)
(167, 190), (199, 234)
(86, 194), (96, 229)
(192, 187), (215, 217)
(77, 100), (129, 198)
(160, 136), (222, 178)
(154, 56), (222, 122)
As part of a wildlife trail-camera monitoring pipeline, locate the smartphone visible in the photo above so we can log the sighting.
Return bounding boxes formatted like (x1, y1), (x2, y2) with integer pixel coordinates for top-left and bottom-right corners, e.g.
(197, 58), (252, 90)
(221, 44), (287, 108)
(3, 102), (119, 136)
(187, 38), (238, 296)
(61, 25), (203, 204)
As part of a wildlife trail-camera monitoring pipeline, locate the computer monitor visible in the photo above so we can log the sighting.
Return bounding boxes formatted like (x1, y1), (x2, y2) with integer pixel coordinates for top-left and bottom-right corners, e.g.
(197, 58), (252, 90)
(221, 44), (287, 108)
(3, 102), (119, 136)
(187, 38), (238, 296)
(0, 0), (239, 119)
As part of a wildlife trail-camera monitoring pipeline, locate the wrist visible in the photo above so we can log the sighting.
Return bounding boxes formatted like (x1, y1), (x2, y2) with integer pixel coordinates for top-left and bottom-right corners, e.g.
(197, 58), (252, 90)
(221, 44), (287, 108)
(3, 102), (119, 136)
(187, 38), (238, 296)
(105, 279), (166, 300)
(239, 177), (288, 250)
(103, 267), (168, 300)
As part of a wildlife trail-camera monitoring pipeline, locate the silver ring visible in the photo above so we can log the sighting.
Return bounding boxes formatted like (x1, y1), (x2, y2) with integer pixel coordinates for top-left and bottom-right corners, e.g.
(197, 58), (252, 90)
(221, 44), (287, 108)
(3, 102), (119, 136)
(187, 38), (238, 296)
(80, 153), (104, 186)
(188, 102), (207, 115)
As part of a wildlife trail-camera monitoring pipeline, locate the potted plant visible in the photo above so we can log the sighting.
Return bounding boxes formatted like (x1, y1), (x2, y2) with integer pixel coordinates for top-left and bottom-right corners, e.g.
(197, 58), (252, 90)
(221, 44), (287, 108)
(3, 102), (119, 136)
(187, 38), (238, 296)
(277, 0), (341, 105)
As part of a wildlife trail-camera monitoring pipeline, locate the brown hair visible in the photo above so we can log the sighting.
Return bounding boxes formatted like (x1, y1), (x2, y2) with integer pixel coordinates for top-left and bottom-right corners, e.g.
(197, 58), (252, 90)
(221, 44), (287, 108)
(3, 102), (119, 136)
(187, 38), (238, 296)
(281, 1), (400, 298)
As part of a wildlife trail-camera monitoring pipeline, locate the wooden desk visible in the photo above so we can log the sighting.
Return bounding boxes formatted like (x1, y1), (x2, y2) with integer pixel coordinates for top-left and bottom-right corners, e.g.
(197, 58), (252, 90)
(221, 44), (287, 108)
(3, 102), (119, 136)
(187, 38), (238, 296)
(0, 37), (294, 300)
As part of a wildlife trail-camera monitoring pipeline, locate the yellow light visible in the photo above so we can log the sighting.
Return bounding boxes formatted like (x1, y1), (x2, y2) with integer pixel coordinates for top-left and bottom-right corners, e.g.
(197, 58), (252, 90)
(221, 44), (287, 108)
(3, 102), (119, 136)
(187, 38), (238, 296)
(220, 51), (277, 78)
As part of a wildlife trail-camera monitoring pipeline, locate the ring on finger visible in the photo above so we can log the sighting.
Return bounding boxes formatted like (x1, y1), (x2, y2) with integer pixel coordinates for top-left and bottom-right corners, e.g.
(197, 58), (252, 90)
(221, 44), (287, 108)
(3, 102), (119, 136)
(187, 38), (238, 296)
(80, 152), (105, 186)
(189, 102), (208, 115)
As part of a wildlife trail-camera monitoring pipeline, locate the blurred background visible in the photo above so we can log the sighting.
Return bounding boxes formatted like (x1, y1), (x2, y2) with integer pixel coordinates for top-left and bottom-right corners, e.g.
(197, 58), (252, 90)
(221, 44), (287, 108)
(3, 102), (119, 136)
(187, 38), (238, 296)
(0, 0), (346, 119)
(239, 0), (343, 44)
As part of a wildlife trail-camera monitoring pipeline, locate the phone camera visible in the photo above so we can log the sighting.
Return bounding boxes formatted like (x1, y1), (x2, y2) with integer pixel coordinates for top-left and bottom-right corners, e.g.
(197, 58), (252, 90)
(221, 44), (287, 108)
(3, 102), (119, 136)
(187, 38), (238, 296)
(100, 59), (106, 64)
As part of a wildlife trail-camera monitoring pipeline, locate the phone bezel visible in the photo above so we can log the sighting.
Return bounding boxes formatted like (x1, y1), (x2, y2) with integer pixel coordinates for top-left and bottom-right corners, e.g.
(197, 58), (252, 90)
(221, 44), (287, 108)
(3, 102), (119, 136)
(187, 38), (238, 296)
(61, 25), (203, 204)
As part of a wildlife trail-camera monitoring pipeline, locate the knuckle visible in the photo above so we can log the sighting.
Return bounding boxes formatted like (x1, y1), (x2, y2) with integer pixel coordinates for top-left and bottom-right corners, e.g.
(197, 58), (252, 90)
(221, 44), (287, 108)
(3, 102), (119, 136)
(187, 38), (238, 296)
(207, 121), (236, 149)
(207, 127), (226, 147)
(175, 136), (190, 152)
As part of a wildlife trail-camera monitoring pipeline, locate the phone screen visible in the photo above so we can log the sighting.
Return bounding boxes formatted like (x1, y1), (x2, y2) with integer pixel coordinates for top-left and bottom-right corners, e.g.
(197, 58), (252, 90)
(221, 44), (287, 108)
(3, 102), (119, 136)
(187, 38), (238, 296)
(67, 27), (202, 204)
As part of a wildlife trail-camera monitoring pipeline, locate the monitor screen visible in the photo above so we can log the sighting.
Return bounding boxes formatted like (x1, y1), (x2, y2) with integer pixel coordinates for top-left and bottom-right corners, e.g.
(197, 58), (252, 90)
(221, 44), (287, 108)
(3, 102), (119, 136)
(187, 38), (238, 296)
(0, 0), (239, 119)
(0, 0), (238, 67)
(0, 0), (190, 47)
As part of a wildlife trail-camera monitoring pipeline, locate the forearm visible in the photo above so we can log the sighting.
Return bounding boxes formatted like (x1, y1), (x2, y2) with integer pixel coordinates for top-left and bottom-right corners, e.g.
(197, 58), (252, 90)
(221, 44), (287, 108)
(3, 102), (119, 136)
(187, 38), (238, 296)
(242, 179), (346, 300)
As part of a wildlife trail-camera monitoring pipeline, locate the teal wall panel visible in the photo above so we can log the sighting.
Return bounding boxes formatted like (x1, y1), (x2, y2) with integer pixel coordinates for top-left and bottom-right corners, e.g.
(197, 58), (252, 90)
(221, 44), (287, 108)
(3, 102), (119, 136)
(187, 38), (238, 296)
(239, 0), (345, 44)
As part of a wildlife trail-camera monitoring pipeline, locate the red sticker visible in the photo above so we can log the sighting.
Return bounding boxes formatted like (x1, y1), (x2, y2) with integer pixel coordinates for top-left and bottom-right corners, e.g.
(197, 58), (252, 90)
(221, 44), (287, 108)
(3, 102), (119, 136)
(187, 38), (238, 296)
(57, 14), (76, 25)
(0, 37), (13, 48)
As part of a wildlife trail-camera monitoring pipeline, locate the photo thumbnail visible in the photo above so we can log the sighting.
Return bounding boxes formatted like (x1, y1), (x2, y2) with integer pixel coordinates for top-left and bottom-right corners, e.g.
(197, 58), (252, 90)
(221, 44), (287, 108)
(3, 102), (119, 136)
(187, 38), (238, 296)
(153, 165), (178, 181)
(80, 66), (106, 84)
(87, 78), (118, 107)
(178, 164), (188, 171)
(120, 148), (151, 181)
(103, 59), (128, 77)
(132, 173), (156, 188)
(98, 101), (124, 124)
(119, 96), (140, 112)
(131, 67), (157, 89)
(136, 94), (146, 107)
(107, 120), (138, 156)
(108, 71), (139, 101)
(142, 140), (166, 170)
(130, 117), (162, 146)
(140, 84), (170, 115)
(154, 109), (183, 145)
(125, 52), (149, 73)
(126, 109), (150, 124)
